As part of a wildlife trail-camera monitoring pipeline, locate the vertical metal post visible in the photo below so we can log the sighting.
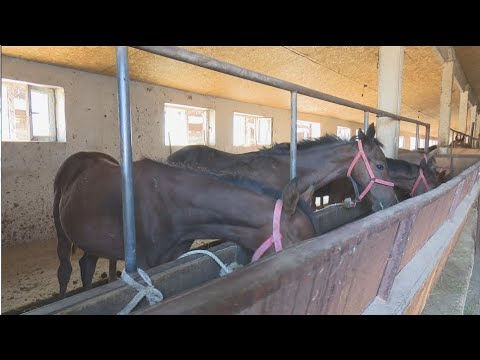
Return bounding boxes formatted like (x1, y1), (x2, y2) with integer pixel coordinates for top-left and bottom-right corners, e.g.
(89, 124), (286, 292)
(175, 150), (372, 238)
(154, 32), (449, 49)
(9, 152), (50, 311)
(415, 124), (420, 151)
(424, 125), (430, 153)
(470, 122), (475, 147)
(364, 112), (369, 133)
(116, 46), (137, 274)
(290, 91), (297, 180)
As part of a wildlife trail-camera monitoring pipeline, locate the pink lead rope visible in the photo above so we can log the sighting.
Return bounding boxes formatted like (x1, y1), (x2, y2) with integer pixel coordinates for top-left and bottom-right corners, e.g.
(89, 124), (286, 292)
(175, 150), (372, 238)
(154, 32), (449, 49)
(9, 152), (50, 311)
(346, 139), (394, 201)
(251, 199), (283, 263)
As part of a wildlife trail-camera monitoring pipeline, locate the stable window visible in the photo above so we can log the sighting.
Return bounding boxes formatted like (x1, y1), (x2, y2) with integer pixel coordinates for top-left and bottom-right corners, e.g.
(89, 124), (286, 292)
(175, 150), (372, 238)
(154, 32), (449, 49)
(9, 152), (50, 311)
(164, 103), (215, 146)
(233, 112), (272, 147)
(297, 120), (321, 140)
(336, 126), (351, 140)
(2, 79), (64, 142)
(399, 136), (405, 148)
(410, 137), (416, 150)
(410, 137), (426, 150)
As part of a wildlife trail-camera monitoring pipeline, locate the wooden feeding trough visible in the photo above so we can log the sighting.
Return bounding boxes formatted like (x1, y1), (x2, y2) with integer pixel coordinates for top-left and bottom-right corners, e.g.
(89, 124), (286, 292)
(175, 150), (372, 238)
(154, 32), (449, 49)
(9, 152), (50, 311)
(26, 159), (480, 315)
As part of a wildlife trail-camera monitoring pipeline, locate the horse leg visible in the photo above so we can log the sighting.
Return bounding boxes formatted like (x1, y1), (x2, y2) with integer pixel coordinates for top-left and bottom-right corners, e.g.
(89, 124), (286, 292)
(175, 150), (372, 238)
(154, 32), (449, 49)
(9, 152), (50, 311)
(79, 252), (99, 291)
(56, 242), (73, 299)
(108, 259), (117, 282)
(54, 190), (72, 299)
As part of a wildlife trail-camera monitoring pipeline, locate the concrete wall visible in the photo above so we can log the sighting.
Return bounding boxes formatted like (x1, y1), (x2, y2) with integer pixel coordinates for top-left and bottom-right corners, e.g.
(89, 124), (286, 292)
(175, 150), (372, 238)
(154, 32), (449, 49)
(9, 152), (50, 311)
(1, 56), (361, 246)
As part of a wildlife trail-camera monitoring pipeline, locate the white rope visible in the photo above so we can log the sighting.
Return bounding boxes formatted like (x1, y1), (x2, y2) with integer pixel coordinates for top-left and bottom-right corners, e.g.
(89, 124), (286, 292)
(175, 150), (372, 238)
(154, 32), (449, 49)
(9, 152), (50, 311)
(117, 268), (164, 315)
(178, 249), (242, 277)
(321, 197), (356, 210)
(117, 249), (240, 315)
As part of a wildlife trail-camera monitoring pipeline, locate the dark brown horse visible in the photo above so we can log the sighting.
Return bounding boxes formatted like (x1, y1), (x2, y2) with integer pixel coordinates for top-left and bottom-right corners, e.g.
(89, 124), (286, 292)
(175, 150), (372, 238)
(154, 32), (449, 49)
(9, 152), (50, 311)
(450, 135), (472, 148)
(53, 152), (316, 297)
(398, 146), (437, 165)
(398, 146), (451, 183)
(168, 124), (398, 213)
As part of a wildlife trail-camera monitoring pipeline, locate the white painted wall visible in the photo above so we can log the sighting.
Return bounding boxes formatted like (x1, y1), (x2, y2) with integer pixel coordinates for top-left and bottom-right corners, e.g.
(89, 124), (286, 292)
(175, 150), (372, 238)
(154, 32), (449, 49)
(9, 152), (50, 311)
(1, 56), (362, 246)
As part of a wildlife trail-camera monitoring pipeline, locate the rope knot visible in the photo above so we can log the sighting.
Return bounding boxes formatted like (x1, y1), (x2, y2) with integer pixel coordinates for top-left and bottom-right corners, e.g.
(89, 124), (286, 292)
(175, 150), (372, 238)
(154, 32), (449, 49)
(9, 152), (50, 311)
(219, 261), (243, 276)
(117, 268), (163, 315)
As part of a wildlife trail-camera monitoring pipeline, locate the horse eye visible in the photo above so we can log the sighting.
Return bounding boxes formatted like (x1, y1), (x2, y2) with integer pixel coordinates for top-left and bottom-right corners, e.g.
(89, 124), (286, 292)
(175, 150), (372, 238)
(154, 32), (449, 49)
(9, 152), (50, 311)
(376, 164), (384, 170)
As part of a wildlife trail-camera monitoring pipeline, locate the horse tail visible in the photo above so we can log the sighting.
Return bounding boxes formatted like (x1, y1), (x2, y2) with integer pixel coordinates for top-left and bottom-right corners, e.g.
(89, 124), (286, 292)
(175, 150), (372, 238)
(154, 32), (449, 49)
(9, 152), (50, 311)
(54, 162), (74, 299)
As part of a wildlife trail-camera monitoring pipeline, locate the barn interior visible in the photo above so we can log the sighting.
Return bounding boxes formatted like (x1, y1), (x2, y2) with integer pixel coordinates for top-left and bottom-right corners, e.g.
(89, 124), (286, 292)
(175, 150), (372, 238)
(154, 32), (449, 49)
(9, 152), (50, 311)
(1, 46), (480, 314)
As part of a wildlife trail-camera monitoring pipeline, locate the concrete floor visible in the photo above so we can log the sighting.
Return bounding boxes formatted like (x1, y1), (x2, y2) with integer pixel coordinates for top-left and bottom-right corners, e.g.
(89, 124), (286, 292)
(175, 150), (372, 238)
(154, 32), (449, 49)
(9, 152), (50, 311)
(1, 238), (123, 314)
(422, 207), (479, 315)
(1, 238), (214, 315)
(465, 239), (480, 315)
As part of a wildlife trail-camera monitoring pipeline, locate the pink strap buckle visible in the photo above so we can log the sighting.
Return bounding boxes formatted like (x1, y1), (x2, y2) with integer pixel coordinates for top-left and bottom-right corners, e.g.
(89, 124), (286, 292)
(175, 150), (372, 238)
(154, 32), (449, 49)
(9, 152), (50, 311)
(251, 199), (283, 262)
(347, 140), (394, 201)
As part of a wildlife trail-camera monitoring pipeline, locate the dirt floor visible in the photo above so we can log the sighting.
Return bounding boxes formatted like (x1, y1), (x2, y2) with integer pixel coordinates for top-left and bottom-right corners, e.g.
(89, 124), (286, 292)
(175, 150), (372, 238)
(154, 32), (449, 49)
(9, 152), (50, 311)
(1, 238), (215, 315)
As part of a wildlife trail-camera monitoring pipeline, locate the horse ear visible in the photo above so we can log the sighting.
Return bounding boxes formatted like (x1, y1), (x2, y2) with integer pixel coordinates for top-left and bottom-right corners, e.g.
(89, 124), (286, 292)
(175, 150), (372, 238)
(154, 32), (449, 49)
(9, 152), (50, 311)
(366, 123), (376, 139)
(282, 178), (300, 216)
(427, 153), (436, 168)
(419, 156), (427, 168)
(358, 128), (366, 141)
(300, 185), (315, 207)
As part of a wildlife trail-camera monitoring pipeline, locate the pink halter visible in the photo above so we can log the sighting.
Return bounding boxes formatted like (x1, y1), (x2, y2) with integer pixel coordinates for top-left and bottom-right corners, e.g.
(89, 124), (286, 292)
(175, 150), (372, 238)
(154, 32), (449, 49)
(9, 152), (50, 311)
(346, 139), (394, 201)
(410, 167), (431, 196)
(251, 199), (283, 262)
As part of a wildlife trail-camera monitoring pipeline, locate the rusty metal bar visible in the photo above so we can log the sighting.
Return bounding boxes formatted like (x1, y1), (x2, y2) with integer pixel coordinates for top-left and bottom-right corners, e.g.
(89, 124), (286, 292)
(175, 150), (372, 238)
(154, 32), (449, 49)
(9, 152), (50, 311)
(290, 91), (297, 179)
(424, 125), (430, 153)
(134, 46), (430, 129)
(115, 46), (137, 274)
(435, 154), (480, 159)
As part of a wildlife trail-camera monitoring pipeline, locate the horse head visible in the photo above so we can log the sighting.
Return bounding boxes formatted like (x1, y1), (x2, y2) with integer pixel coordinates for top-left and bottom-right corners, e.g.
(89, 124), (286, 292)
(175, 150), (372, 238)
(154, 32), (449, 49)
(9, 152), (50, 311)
(348, 123), (398, 212)
(417, 153), (442, 191)
(249, 177), (317, 262)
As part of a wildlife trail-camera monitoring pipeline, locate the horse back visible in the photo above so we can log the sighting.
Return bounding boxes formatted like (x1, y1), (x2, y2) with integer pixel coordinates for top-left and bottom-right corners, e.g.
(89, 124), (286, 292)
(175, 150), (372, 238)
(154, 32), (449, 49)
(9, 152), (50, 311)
(54, 152), (119, 194)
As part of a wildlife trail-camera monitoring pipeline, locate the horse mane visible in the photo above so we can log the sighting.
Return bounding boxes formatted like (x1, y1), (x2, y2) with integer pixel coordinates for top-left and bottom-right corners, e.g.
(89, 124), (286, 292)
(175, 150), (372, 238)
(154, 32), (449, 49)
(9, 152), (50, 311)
(387, 157), (417, 171)
(258, 133), (384, 154)
(143, 158), (315, 225)
(146, 158), (284, 198)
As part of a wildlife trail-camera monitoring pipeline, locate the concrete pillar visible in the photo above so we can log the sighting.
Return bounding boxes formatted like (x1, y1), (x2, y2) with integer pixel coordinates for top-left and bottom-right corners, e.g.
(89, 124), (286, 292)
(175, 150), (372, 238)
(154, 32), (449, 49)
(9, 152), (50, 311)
(376, 46), (404, 159)
(471, 104), (477, 138)
(476, 111), (480, 138)
(466, 105), (472, 137)
(459, 91), (469, 134)
(438, 60), (455, 152)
